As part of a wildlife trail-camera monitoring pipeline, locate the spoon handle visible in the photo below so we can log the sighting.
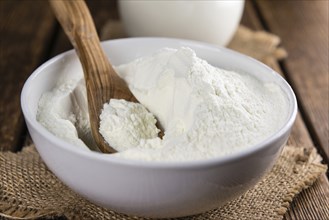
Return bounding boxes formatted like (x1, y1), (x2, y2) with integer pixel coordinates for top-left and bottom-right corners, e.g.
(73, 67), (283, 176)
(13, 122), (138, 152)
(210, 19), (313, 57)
(49, 0), (133, 153)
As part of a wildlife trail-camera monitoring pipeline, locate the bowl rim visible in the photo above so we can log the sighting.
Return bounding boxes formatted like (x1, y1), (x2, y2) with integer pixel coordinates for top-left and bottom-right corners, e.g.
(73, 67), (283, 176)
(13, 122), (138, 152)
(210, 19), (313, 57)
(21, 37), (298, 169)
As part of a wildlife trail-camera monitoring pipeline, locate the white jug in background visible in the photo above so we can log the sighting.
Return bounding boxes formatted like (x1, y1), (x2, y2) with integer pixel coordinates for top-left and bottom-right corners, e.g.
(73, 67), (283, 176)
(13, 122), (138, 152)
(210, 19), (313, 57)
(119, 0), (245, 46)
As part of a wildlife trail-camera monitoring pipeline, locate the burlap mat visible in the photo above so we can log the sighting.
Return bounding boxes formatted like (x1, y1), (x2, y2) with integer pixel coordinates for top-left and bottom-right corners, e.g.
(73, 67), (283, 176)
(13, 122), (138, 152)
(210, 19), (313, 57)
(1, 23), (327, 219)
(0, 145), (326, 220)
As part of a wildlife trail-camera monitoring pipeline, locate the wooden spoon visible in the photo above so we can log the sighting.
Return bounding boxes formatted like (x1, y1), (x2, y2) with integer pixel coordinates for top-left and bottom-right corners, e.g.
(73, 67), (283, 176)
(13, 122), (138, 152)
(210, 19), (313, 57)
(49, 0), (137, 153)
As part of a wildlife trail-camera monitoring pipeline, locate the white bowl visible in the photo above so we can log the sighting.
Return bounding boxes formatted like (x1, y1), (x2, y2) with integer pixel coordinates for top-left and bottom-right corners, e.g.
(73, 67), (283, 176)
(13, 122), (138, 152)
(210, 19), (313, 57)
(21, 38), (297, 218)
(119, 1), (245, 46)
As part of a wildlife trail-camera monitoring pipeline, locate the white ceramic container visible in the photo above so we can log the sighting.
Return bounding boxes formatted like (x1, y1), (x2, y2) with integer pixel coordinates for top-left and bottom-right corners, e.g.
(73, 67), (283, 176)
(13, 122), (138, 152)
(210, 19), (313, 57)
(119, 0), (245, 46)
(21, 38), (297, 218)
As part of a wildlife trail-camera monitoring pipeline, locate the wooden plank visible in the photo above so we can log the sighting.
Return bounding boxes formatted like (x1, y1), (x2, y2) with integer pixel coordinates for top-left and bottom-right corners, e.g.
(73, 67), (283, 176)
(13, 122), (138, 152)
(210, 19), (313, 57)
(241, 1), (329, 220)
(255, 0), (329, 162)
(0, 0), (55, 151)
(241, 0), (314, 149)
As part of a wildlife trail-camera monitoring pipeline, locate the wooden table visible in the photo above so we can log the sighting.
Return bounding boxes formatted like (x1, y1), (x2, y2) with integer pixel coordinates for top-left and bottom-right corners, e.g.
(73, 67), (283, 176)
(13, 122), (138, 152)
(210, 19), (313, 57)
(1, 0), (328, 219)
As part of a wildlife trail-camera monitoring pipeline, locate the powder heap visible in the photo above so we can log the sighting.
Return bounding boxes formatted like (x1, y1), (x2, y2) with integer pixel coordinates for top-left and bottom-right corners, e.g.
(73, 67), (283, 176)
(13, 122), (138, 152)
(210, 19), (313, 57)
(37, 47), (288, 162)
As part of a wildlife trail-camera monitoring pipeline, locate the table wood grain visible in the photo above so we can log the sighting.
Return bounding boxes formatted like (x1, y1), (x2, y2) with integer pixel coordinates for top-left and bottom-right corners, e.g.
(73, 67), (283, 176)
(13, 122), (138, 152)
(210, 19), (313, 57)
(0, 0), (328, 219)
(242, 2), (329, 219)
(255, 0), (329, 165)
(0, 0), (55, 151)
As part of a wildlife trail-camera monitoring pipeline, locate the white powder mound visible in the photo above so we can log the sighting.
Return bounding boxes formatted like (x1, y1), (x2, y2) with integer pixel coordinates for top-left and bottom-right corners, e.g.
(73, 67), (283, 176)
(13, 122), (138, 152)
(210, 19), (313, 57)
(108, 47), (288, 161)
(37, 47), (288, 162)
(37, 80), (94, 151)
(99, 99), (159, 151)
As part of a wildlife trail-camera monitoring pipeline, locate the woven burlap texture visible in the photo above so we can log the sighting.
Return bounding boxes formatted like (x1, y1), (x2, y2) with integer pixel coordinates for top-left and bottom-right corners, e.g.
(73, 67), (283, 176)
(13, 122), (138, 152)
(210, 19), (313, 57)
(1, 24), (326, 220)
(0, 145), (326, 220)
